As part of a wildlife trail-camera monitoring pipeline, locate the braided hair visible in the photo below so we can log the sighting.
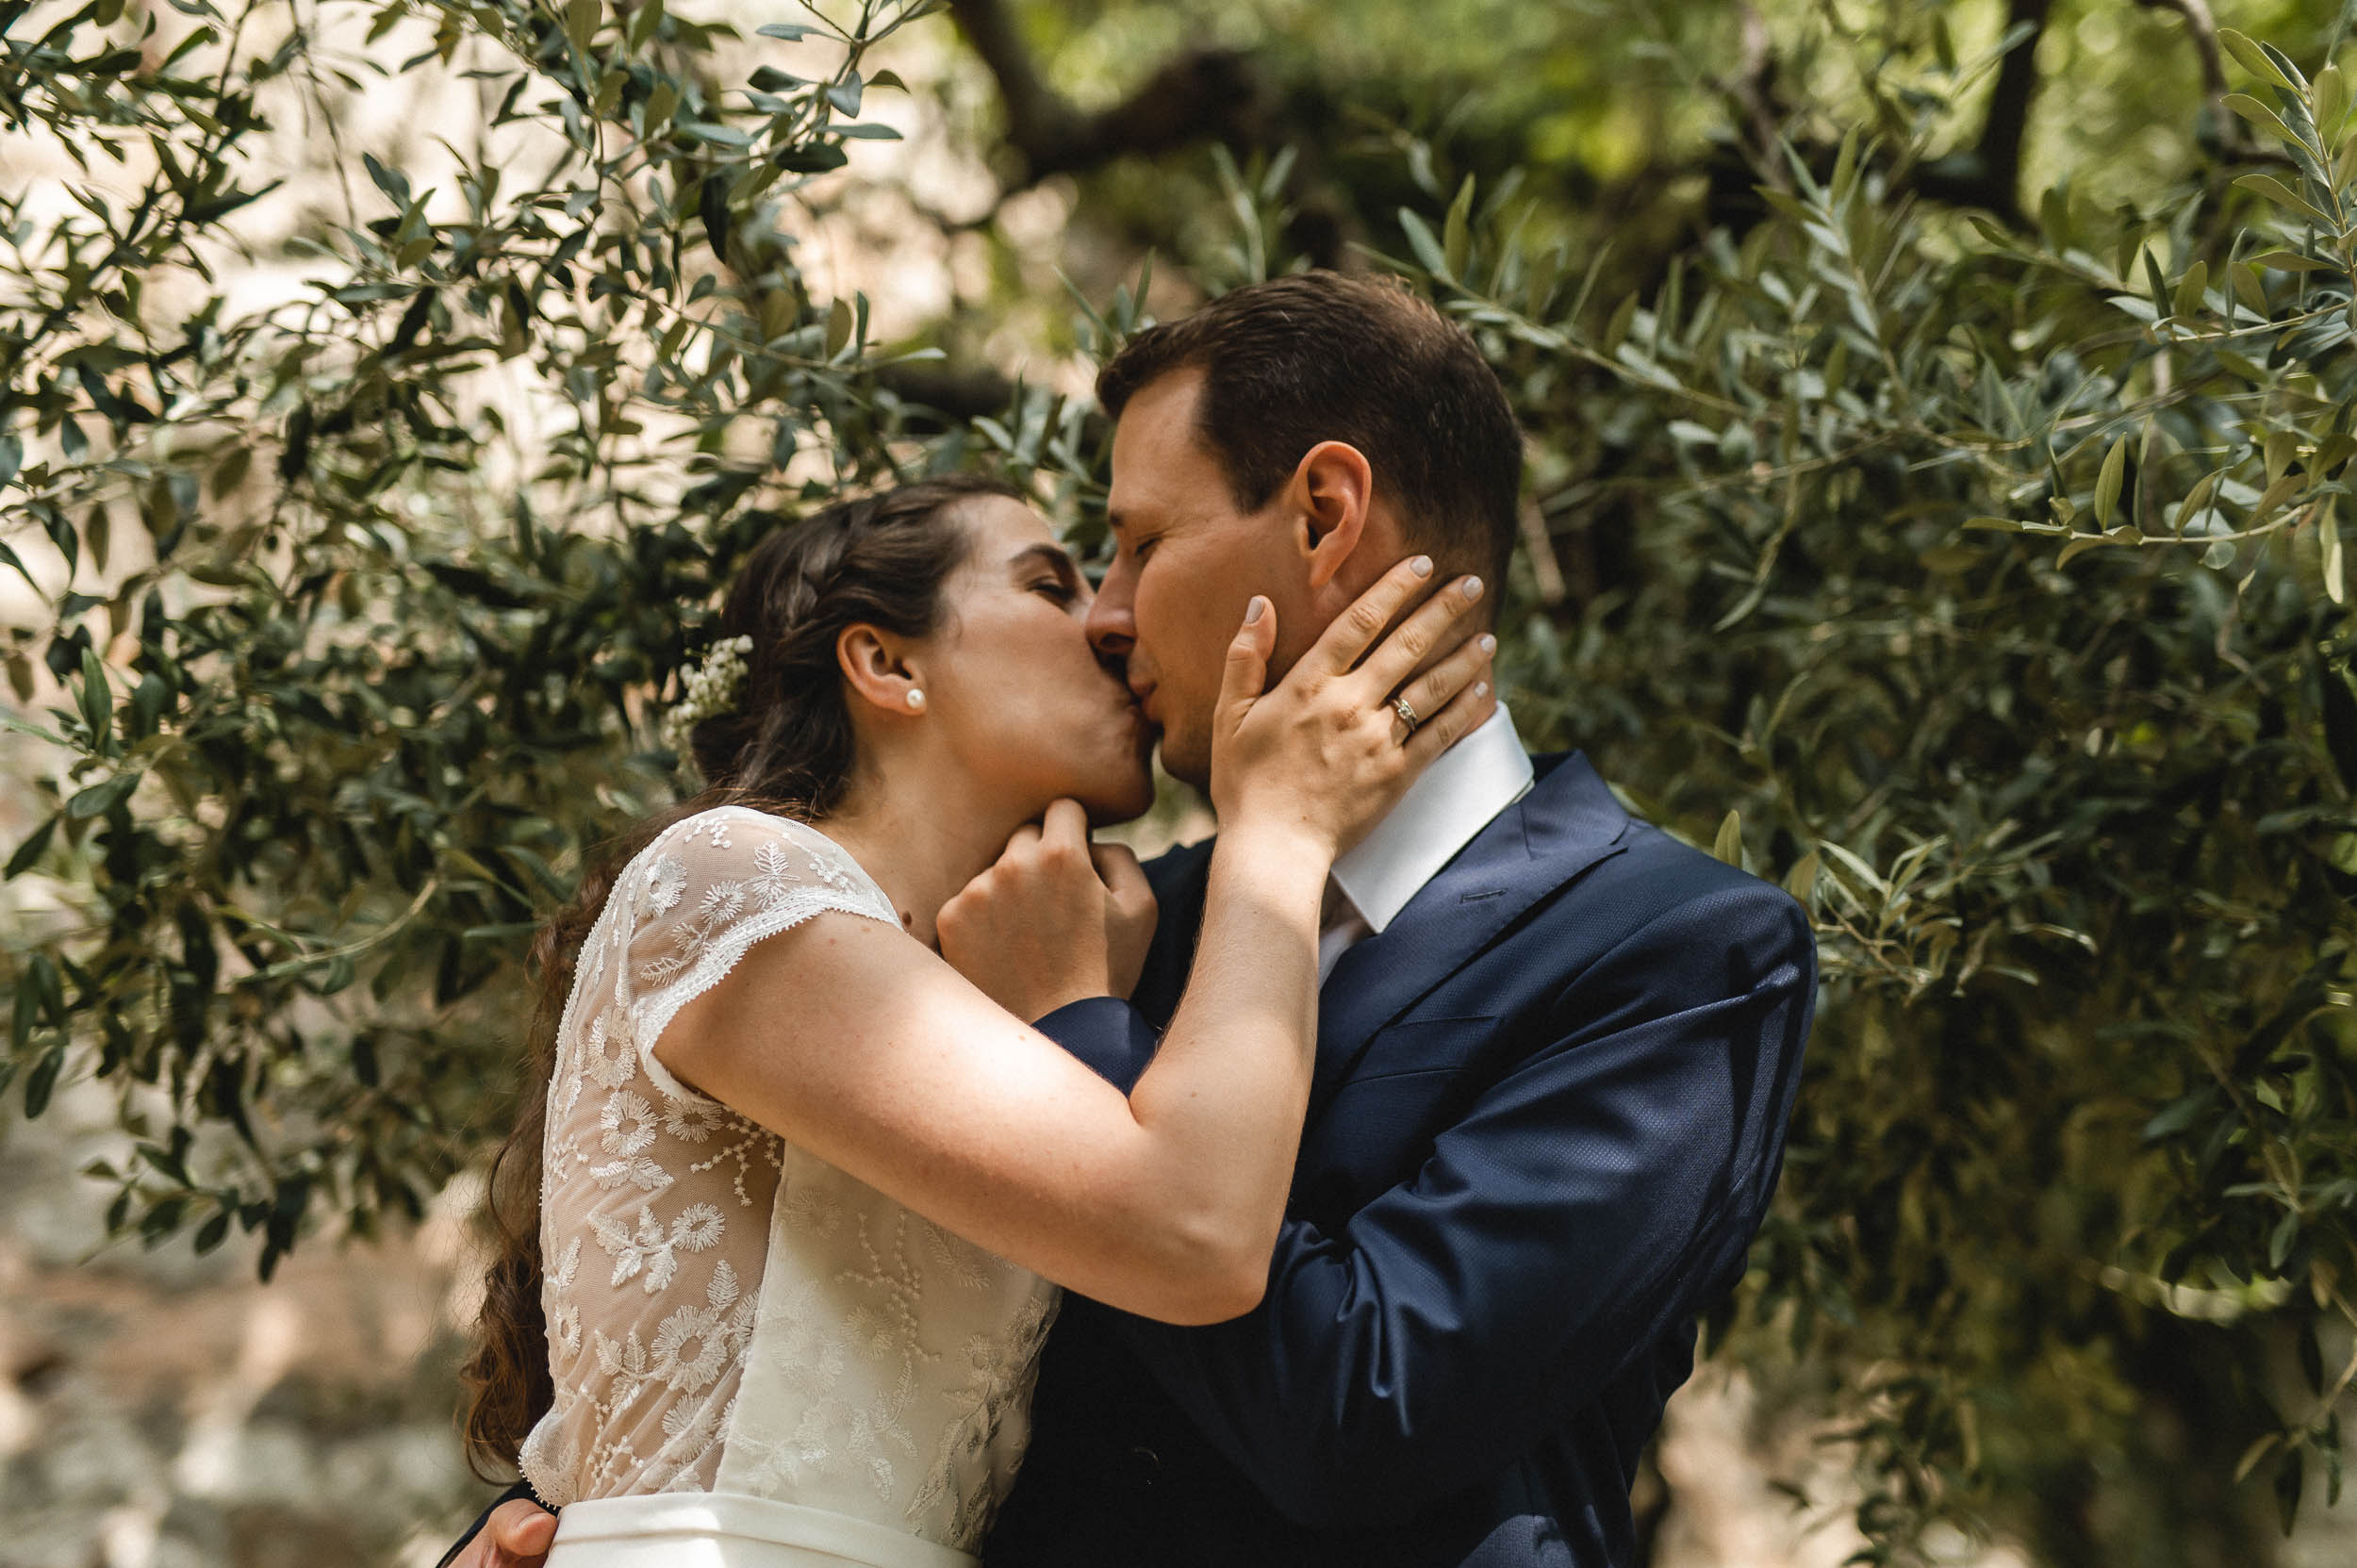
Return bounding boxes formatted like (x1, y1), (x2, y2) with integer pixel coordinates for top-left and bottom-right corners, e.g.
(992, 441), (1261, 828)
(461, 473), (1023, 1477)
(683, 474), (1017, 812)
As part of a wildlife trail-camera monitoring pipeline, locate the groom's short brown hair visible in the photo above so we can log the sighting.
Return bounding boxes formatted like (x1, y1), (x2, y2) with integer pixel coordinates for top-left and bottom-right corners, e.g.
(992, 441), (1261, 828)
(1096, 272), (1523, 587)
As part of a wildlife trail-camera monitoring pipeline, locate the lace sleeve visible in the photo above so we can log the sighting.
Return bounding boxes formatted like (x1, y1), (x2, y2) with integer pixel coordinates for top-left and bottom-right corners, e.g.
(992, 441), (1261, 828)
(616, 806), (902, 1104)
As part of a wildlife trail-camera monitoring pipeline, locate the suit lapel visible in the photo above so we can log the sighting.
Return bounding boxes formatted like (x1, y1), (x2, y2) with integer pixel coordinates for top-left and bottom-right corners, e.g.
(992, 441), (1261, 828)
(1129, 754), (1630, 1117)
(1305, 752), (1631, 1120)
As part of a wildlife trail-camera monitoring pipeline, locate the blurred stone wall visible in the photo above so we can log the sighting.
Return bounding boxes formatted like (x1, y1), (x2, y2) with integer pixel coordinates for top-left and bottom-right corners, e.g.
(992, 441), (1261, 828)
(0, 1081), (501, 1568)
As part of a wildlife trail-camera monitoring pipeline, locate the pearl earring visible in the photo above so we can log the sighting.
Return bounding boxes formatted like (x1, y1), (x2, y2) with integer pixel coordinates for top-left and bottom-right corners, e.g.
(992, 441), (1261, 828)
(905, 688), (927, 713)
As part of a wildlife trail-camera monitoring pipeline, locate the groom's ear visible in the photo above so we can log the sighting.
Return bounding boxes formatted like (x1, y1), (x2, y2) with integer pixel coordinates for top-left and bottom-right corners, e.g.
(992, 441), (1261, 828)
(1289, 440), (1374, 592)
(836, 623), (923, 717)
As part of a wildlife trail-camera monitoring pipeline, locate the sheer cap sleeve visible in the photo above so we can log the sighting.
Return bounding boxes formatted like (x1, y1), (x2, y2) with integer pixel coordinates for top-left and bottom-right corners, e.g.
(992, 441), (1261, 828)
(613, 806), (902, 1103)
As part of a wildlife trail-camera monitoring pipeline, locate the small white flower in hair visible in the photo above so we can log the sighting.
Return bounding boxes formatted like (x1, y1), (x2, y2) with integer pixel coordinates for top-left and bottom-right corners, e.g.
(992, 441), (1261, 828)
(660, 635), (755, 760)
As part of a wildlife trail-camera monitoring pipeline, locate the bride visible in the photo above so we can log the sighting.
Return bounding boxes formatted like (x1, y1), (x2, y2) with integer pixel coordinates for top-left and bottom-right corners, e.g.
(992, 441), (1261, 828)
(457, 473), (1495, 1567)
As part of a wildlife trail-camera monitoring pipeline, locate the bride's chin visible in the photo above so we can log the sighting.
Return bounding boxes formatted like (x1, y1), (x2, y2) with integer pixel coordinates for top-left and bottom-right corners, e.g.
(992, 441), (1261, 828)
(1078, 771), (1157, 828)
(1081, 795), (1154, 830)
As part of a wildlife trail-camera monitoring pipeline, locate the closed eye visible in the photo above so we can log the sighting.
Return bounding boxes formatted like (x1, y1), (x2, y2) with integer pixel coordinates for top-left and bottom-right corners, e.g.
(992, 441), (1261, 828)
(1008, 542), (1082, 604)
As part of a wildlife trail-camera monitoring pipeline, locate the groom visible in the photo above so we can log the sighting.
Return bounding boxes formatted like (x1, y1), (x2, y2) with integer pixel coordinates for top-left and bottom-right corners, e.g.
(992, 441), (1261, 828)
(450, 272), (1815, 1565)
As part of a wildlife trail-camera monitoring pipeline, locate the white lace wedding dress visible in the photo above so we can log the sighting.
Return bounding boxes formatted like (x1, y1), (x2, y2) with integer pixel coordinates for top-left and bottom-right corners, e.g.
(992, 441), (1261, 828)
(518, 805), (1062, 1567)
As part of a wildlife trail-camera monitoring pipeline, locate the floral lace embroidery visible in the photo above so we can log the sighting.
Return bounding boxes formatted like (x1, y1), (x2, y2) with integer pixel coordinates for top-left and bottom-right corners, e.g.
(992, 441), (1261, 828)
(582, 1001), (638, 1091)
(647, 854), (687, 915)
(723, 1183), (931, 1502)
(592, 1199), (725, 1292)
(635, 834), (883, 993)
(650, 1260), (758, 1393)
(590, 1088), (674, 1196)
(904, 1253), (1060, 1547)
(547, 1238), (584, 1359)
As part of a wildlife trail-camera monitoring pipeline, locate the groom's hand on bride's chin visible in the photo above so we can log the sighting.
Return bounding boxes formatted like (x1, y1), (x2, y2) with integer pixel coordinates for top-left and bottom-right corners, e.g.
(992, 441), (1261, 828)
(451, 1498), (556, 1568)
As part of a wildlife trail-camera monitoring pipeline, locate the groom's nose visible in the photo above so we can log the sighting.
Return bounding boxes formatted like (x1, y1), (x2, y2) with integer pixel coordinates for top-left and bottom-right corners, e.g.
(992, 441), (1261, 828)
(1085, 565), (1136, 660)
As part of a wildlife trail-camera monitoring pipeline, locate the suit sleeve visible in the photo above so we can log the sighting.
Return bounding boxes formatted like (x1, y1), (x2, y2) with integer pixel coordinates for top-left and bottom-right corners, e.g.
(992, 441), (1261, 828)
(1029, 994), (1161, 1093)
(1095, 882), (1816, 1528)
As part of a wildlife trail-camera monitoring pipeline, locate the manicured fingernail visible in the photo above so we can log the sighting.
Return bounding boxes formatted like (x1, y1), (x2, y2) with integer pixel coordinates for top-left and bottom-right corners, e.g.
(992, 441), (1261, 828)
(1475, 681), (1491, 699)
(1410, 555), (1433, 577)
(1462, 576), (1485, 601)
(1244, 596), (1266, 624)
(1478, 634), (1497, 655)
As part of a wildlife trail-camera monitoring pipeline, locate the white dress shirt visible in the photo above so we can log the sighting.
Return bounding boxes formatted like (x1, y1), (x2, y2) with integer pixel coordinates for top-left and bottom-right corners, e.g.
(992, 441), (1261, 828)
(1316, 702), (1535, 985)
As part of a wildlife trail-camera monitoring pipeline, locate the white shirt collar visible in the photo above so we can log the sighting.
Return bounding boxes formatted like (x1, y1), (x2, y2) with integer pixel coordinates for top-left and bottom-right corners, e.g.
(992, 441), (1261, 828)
(1328, 702), (1534, 934)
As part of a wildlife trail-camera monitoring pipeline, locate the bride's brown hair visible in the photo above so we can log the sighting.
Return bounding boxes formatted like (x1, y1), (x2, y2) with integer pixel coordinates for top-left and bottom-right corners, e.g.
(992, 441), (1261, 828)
(461, 474), (1023, 1478)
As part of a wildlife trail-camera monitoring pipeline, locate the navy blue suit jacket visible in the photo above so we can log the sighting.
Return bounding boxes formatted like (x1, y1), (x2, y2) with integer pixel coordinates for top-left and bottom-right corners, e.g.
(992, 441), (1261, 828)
(983, 752), (1817, 1566)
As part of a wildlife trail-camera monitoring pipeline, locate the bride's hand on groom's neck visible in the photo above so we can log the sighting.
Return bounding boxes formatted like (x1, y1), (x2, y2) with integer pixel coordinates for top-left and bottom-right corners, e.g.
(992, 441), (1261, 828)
(938, 798), (1159, 1020)
(1210, 556), (1498, 859)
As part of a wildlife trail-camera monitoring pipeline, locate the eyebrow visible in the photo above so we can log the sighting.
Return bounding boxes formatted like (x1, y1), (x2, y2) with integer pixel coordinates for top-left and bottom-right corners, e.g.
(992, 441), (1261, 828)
(1008, 542), (1080, 583)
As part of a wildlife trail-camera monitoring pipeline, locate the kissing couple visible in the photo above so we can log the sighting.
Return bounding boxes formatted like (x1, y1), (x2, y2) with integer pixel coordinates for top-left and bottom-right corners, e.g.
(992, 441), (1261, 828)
(437, 272), (1816, 1568)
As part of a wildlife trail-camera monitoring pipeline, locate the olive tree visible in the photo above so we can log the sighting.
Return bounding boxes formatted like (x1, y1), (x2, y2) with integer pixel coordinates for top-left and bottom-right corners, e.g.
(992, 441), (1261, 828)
(1342, 21), (2357, 1566)
(0, 0), (957, 1274)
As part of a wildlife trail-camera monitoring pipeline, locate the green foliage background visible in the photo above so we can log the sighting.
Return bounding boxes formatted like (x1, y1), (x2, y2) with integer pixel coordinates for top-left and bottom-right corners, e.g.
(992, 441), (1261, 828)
(8, 1), (2357, 1562)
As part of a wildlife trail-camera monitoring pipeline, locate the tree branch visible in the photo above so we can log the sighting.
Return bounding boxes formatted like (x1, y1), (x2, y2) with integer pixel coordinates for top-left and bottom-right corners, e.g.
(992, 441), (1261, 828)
(1720, 2), (1788, 191)
(873, 360), (1015, 426)
(2135, 0), (2230, 107)
(944, 0), (1083, 167)
(1704, 0), (2057, 232)
(945, 0), (1264, 183)
(1910, 0), (2052, 225)
(1976, 0), (2050, 202)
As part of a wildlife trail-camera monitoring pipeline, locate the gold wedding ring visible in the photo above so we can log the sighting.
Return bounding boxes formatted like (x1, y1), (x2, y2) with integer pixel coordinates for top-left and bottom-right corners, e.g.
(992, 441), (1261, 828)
(1393, 696), (1421, 737)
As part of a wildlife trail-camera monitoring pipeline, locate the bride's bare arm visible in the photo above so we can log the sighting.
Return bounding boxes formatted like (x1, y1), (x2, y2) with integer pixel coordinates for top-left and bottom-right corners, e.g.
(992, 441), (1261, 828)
(658, 557), (1496, 1325)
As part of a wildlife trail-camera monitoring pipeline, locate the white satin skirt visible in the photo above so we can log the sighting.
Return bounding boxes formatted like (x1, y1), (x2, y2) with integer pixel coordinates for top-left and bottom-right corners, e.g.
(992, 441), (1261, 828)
(545, 1494), (977, 1568)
